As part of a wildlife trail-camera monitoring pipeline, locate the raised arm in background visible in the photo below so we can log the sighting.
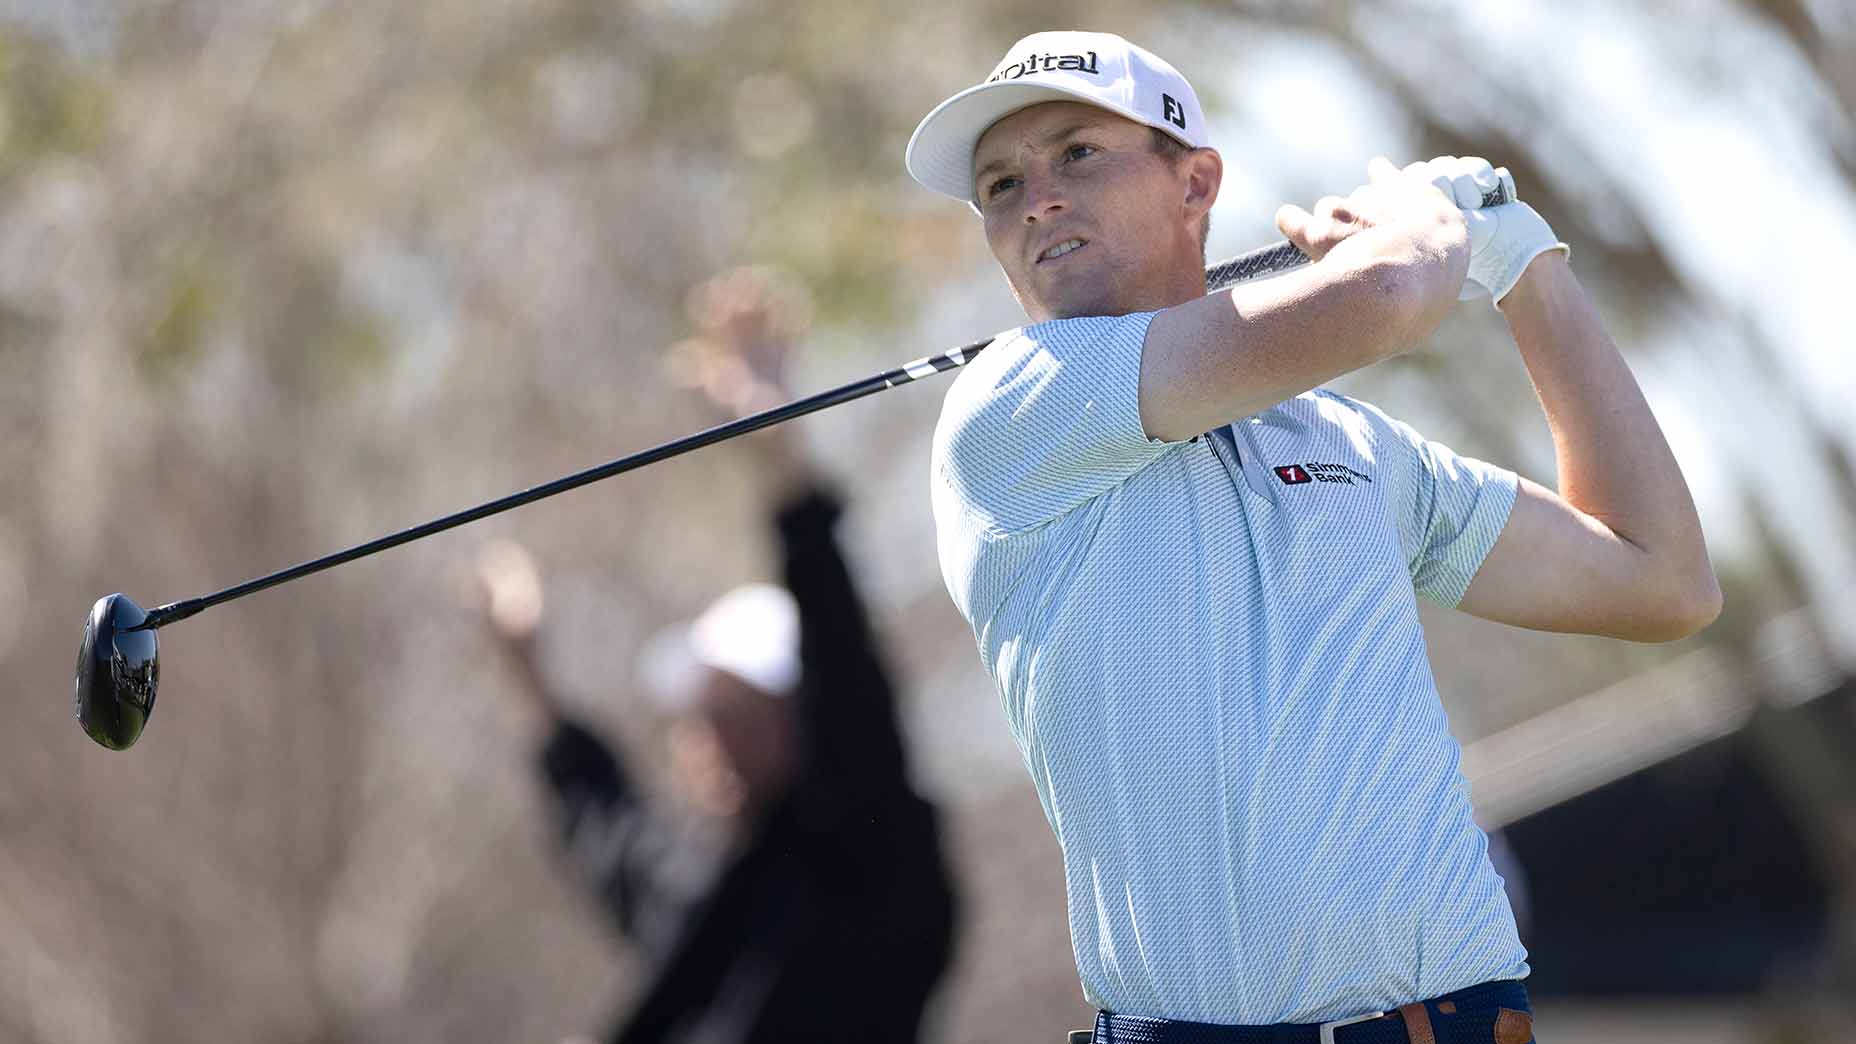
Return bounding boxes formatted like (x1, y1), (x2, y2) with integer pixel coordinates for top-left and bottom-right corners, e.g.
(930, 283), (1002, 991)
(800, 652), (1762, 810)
(668, 265), (915, 801)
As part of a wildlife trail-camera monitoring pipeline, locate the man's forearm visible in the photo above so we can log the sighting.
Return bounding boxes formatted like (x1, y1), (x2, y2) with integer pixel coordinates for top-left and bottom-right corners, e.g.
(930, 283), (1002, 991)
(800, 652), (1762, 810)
(1142, 212), (1466, 441)
(1499, 253), (1717, 602)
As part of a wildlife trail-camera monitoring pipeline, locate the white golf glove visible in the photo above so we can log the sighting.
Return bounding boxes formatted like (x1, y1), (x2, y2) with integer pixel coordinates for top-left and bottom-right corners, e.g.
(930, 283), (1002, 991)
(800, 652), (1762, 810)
(1404, 156), (1569, 304)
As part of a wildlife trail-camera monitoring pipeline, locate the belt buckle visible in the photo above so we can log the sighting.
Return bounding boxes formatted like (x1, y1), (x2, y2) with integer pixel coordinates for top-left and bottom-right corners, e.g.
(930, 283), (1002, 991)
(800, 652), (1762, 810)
(1316, 1010), (1386, 1044)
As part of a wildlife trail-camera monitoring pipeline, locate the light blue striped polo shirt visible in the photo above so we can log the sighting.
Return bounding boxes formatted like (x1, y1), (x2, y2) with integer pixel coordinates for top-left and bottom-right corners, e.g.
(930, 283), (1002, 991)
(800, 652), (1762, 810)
(930, 310), (1529, 1025)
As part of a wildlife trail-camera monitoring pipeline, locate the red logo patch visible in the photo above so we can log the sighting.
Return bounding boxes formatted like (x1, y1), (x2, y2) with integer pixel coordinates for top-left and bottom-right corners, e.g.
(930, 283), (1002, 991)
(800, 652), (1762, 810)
(1274, 464), (1312, 485)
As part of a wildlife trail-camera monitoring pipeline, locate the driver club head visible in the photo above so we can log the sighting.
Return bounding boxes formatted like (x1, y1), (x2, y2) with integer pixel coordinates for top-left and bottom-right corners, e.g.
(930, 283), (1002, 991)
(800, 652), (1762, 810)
(75, 593), (159, 750)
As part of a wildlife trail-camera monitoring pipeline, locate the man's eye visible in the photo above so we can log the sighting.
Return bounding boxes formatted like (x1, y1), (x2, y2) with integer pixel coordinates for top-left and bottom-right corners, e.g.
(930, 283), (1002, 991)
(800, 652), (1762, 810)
(1064, 144), (1096, 162)
(984, 176), (1020, 199)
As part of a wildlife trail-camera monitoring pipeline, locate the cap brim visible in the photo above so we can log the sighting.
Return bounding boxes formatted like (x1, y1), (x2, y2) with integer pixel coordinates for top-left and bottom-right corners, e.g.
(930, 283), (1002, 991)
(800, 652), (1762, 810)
(906, 80), (1146, 203)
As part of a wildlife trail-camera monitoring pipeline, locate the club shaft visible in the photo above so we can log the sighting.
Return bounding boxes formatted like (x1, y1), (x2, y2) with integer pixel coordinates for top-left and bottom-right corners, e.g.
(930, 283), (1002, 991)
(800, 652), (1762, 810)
(139, 228), (1356, 630)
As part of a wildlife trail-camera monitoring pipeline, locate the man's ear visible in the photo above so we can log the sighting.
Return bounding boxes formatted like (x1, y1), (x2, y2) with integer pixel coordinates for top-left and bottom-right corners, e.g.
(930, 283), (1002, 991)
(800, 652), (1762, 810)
(1182, 147), (1222, 222)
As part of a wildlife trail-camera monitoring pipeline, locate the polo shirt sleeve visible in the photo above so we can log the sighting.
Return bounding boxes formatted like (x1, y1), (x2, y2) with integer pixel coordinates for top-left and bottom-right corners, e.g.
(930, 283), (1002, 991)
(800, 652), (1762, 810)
(1360, 401), (1519, 608)
(932, 311), (1175, 535)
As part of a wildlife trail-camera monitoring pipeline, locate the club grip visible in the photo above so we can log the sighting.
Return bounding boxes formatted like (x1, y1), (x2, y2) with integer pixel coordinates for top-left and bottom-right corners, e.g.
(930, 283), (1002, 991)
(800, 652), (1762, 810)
(1205, 181), (1513, 291)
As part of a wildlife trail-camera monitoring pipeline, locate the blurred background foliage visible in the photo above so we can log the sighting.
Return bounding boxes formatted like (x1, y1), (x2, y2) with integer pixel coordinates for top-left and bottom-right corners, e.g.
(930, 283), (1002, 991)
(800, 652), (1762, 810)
(1, 1), (1851, 1042)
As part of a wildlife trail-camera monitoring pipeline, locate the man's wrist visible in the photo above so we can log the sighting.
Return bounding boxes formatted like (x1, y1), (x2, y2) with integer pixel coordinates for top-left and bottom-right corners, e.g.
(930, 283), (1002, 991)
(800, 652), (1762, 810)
(1495, 248), (1574, 315)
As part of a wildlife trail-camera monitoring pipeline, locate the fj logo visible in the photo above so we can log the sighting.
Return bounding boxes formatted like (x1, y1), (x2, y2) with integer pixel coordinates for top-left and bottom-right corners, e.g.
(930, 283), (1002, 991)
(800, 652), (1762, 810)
(1162, 93), (1187, 130)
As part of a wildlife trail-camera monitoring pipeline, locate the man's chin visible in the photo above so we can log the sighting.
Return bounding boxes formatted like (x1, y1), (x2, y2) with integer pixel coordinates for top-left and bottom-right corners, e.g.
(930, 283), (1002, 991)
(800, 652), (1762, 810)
(1032, 297), (1136, 322)
(1023, 279), (1128, 322)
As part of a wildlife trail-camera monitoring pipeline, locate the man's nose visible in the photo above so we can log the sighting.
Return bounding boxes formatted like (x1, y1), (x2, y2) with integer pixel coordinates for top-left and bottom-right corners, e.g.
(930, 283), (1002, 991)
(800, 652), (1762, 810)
(1020, 172), (1066, 224)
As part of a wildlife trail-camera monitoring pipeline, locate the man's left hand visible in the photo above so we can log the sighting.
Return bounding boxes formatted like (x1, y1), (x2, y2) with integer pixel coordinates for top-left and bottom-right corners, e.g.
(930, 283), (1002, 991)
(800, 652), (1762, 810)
(1404, 155), (1569, 304)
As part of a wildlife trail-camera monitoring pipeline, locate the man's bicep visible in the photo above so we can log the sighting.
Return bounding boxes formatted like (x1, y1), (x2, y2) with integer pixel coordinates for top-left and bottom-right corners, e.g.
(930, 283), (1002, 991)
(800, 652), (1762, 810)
(1458, 476), (1668, 637)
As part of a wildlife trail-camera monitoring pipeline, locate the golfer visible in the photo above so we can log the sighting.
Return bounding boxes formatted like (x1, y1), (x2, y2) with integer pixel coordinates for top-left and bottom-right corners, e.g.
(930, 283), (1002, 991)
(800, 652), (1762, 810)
(909, 31), (1719, 1044)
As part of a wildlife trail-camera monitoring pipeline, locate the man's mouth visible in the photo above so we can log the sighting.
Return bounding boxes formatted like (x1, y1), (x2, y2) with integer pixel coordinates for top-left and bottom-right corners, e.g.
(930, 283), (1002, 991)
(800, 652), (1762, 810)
(1037, 238), (1087, 263)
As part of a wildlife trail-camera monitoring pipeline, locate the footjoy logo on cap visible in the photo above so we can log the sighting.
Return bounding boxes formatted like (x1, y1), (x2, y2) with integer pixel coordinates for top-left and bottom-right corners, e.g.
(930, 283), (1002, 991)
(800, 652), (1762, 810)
(987, 50), (1102, 82)
(1162, 94), (1187, 129)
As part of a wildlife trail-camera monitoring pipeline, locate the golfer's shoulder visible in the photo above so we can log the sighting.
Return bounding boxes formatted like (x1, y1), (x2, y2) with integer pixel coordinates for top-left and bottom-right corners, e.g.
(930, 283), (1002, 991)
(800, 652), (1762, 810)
(940, 312), (1155, 416)
(1265, 390), (1444, 486)
(1295, 388), (1425, 449)
(1020, 309), (1151, 365)
(1263, 388), (1380, 443)
(1291, 391), (1498, 501)
(931, 310), (1162, 506)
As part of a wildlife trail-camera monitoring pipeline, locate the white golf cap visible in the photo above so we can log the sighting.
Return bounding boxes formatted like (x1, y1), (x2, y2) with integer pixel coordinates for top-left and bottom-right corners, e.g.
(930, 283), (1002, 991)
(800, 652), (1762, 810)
(640, 583), (800, 709)
(905, 30), (1210, 203)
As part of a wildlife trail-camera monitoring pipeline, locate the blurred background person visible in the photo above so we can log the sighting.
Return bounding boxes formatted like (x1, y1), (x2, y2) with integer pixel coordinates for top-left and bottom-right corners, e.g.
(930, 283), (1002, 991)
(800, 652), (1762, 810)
(472, 268), (958, 1044)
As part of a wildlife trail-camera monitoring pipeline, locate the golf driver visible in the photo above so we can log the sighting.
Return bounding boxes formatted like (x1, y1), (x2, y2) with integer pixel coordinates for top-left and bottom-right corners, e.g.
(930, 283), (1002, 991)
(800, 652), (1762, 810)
(76, 183), (1513, 750)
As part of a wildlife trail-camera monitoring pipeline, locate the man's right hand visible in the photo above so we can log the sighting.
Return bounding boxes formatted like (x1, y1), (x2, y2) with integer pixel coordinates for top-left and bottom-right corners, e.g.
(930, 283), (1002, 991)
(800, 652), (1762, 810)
(1274, 156), (1468, 265)
(664, 266), (819, 499)
(467, 539), (558, 726)
(665, 265), (811, 419)
(474, 539), (544, 648)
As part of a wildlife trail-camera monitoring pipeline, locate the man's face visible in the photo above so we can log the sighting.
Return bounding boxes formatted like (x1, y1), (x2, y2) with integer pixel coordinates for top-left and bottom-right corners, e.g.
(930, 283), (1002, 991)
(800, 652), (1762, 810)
(972, 102), (1210, 322)
(666, 666), (796, 820)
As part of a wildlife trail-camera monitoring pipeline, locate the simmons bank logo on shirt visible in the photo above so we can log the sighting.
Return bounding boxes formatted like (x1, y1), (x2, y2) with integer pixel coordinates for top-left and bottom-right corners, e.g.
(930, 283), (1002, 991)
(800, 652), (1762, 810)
(984, 50), (1190, 131)
(1275, 462), (1374, 486)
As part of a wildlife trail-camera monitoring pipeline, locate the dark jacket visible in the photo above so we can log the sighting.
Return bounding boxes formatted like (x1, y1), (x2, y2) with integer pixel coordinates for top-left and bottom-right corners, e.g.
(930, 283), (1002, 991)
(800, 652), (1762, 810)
(538, 487), (958, 1044)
